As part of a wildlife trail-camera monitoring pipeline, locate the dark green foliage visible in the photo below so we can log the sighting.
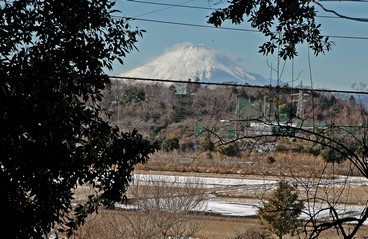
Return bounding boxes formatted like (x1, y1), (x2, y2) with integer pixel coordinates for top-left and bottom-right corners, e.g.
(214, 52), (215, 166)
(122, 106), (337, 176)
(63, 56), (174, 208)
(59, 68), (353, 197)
(306, 146), (321, 156)
(319, 95), (336, 111)
(258, 180), (304, 239)
(180, 139), (199, 152)
(290, 144), (304, 153)
(172, 105), (187, 123)
(0, 1), (158, 238)
(275, 144), (289, 153)
(123, 86), (146, 104)
(272, 125), (295, 136)
(267, 156), (276, 164)
(321, 147), (346, 164)
(172, 94), (193, 123)
(200, 134), (215, 152)
(162, 137), (180, 152)
(220, 143), (241, 157)
(208, 0), (332, 59)
(279, 103), (297, 121)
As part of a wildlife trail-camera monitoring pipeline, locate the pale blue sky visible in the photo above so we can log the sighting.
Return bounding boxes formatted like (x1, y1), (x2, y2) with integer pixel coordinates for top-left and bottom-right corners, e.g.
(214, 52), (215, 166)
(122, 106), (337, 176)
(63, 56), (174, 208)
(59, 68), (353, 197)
(112, 0), (368, 91)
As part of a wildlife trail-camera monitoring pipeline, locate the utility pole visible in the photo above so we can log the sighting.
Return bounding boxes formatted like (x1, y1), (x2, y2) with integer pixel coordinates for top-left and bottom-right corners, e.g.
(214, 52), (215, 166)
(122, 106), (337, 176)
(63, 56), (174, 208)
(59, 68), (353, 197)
(292, 82), (308, 125)
(235, 96), (239, 139)
(296, 90), (305, 119)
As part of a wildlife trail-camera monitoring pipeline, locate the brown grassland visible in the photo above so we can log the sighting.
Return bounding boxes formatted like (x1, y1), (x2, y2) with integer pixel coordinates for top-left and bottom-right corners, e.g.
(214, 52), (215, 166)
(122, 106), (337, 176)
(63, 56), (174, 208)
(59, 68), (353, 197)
(74, 148), (368, 239)
(78, 211), (368, 239)
(90, 79), (368, 238)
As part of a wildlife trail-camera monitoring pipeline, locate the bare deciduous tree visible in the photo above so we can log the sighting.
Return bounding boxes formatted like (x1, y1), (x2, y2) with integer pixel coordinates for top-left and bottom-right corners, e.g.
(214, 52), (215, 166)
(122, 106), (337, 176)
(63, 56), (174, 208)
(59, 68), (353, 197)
(76, 175), (206, 239)
(127, 175), (206, 239)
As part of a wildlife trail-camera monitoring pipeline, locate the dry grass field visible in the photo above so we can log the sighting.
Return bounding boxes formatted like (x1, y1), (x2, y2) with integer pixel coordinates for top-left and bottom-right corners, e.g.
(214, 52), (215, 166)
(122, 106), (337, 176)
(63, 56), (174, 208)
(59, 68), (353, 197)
(73, 149), (368, 239)
(137, 149), (361, 178)
(134, 151), (368, 238)
(77, 211), (267, 239)
(76, 209), (368, 239)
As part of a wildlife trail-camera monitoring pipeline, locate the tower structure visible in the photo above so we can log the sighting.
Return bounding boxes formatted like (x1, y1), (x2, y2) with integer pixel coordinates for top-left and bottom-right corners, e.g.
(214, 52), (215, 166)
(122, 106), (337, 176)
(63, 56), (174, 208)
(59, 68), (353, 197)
(296, 90), (305, 119)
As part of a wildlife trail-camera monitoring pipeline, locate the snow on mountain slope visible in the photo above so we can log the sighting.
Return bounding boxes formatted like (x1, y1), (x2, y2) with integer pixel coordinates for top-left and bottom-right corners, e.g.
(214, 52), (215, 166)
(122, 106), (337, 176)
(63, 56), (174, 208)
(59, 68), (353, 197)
(120, 43), (270, 86)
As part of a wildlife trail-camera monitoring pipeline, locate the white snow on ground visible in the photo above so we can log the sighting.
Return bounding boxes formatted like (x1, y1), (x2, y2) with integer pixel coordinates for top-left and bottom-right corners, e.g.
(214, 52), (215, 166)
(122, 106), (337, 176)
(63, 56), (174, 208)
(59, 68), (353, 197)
(204, 198), (261, 217)
(130, 173), (368, 225)
(132, 173), (278, 188)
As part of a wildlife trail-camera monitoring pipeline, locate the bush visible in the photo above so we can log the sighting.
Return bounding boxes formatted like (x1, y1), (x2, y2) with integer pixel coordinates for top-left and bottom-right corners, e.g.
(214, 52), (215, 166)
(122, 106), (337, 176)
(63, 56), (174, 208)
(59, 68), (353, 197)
(275, 144), (289, 153)
(306, 146), (320, 156)
(162, 137), (180, 152)
(231, 228), (272, 239)
(321, 147), (346, 164)
(123, 86), (146, 104)
(180, 139), (199, 152)
(267, 156), (276, 164)
(220, 143), (241, 157)
(290, 144), (304, 153)
(199, 136), (215, 152)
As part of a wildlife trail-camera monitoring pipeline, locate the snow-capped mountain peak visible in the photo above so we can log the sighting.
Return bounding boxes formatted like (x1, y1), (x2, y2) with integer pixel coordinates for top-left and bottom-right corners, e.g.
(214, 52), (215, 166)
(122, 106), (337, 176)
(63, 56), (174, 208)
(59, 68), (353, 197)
(121, 42), (269, 86)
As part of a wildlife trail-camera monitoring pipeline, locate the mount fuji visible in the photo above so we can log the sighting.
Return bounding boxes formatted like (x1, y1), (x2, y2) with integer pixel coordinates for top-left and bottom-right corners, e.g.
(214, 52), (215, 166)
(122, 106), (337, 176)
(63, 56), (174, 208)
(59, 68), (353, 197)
(120, 43), (271, 86)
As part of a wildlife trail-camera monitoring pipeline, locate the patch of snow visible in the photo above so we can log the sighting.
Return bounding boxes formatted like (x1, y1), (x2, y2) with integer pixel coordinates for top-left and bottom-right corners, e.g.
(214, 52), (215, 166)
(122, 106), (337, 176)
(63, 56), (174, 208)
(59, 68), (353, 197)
(132, 173), (277, 189)
(204, 198), (261, 217)
(131, 173), (368, 224)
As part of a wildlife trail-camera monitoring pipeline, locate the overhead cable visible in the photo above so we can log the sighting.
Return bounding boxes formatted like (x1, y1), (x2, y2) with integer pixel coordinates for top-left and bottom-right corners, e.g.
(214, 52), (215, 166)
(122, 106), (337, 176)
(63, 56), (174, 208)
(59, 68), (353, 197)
(127, 0), (211, 10)
(126, 0), (367, 20)
(124, 17), (368, 40)
(314, 1), (368, 22)
(128, 17), (259, 32)
(109, 76), (368, 95)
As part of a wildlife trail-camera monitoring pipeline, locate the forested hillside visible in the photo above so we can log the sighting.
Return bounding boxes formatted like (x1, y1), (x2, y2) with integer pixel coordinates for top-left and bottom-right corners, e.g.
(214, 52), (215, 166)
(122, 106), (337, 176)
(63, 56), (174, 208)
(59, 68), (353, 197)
(102, 80), (367, 158)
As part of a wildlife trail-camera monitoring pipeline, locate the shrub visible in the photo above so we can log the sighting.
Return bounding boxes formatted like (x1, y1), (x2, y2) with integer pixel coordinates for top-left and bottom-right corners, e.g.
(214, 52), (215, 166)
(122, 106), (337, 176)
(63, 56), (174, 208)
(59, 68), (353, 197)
(162, 137), (180, 152)
(180, 139), (199, 152)
(267, 156), (276, 164)
(321, 147), (346, 164)
(231, 228), (272, 239)
(220, 143), (241, 157)
(199, 135), (215, 152)
(258, 180), (304, 239)
(290, 144), (304, 153)
(306, 146), (320, 156)
(275, 144), (289, 153)
(123, 86), (146, 104)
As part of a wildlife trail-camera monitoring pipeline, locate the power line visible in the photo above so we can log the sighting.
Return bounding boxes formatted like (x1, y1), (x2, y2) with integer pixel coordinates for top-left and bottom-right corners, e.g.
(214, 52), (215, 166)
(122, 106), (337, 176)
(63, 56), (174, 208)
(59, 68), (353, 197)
(126, 0), (366, 20)
(314, 1), (368, 22)
(128, 17), (259, 33)
(121, 1), (368, 39)
(325, 34), (368, 40)
(126, 0), (211, 10)
(125, 16), (368, 40)
(109, 76), (368, 95)
(131, 0), (195, 18)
